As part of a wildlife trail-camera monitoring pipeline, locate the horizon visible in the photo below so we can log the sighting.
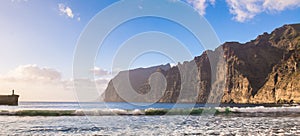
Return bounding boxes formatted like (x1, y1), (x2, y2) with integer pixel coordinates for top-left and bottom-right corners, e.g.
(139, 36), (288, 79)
(1, 0), (300, 101)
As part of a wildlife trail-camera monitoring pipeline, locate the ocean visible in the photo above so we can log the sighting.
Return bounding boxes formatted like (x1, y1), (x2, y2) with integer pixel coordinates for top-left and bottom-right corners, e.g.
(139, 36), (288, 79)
(1, 102), (300, 135)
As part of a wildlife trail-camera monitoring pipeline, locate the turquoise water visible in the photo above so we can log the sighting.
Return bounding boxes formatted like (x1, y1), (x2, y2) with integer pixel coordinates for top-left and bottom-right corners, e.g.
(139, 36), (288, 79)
(11, 101), (206, 110)
(2, 101), (277, 110)
(1, 102), (300, 135)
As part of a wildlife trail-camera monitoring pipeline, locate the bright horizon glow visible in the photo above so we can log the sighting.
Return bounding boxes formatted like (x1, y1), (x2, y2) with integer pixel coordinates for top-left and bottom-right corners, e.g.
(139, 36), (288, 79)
(0, 0), (299, 101)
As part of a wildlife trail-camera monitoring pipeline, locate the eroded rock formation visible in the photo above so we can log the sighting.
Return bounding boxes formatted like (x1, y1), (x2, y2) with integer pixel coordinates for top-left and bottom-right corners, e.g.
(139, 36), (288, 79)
(102, 24), (300, 104)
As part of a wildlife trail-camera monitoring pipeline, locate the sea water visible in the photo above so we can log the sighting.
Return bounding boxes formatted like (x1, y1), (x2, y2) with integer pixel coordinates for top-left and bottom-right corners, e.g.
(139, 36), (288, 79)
(1, 102), (300, 135)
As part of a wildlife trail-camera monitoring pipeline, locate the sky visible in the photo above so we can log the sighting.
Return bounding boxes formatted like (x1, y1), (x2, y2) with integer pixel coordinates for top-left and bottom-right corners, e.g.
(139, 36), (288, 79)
(0, 0), (300, 101)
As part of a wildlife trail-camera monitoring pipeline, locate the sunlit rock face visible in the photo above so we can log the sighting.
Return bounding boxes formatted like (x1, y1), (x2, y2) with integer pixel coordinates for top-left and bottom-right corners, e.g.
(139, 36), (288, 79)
(103, 24), (300, 104)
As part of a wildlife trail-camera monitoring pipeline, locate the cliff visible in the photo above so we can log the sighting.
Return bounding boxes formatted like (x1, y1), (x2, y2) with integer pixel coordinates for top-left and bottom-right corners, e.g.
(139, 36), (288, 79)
(103, 64), (171, 102)
(102, 24), (300, 104)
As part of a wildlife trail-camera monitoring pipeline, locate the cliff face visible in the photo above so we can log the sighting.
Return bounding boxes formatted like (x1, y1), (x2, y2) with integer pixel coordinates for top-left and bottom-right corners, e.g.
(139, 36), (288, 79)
(103, 24), (300, 104)
(103, 64), (171, 102)
(251, 24), (300, 103)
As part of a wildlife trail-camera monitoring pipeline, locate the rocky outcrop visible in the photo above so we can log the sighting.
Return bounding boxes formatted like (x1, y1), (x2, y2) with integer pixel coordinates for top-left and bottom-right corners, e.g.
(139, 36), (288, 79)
(102, 24), (300, 104)
(103, 64), (171, 102)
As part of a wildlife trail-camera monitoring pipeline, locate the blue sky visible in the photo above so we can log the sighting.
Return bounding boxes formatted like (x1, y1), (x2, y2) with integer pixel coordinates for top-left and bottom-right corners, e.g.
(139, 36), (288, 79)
(0, 0), (299, 101)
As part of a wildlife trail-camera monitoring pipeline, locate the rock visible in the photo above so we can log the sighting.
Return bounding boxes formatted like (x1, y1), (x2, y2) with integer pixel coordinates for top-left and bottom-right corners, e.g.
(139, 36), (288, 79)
(102, 24), (300, 104)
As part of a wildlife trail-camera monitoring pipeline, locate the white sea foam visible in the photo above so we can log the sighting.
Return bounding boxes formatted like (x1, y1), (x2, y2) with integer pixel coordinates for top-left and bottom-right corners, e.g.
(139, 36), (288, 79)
(74, 109), (144, 116)
(230, 106), (300, 113)
(0, 108), (145, 116)
(0, 106), (300, 116)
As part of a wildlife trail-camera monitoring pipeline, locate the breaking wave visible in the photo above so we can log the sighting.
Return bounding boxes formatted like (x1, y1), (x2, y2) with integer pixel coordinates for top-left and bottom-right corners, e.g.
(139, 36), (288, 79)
(0, 106), (300, 116)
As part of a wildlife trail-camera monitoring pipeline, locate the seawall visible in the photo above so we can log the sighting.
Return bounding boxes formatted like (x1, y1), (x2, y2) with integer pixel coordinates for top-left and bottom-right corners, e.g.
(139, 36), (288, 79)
(0, 95), (19, 106)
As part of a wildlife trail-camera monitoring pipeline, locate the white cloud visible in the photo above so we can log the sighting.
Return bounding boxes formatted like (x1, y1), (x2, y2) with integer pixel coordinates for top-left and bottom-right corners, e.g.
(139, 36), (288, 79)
(169, 63), (177, 67)
(226, 0), (300, 22)
(0, 65), (71, 101)
(90, 67), (110, 77)
(0, 65), (111, 101)
(72, 78), (111, 101)
(11, 0), (28, 2)
(263, 0), (300, 12)
(58, 3), (74, 19)
(209, 0), (216, 5)
(226, 0), (262, 22)
(5, 64), (61, 81)
(186, 0), (215, 15)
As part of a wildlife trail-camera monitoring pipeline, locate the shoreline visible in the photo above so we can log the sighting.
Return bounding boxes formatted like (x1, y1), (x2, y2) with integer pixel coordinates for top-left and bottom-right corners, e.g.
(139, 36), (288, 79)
(18, 101), (300, 107)
(0, 106), (300, 116)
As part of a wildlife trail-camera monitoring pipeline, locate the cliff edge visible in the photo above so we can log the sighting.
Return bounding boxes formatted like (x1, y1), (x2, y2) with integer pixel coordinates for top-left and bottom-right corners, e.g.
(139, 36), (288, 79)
(102, 24), (300, 104)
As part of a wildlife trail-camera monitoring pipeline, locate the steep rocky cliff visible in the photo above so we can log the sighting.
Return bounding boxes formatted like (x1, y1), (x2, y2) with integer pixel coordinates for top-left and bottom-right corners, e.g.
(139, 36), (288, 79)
(102, 24), (300, 104)
(103, 64), (171, 102)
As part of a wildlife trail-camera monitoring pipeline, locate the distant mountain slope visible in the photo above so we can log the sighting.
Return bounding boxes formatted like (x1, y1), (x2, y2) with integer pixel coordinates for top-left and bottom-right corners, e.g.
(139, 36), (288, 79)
(102, 24), (300, 104)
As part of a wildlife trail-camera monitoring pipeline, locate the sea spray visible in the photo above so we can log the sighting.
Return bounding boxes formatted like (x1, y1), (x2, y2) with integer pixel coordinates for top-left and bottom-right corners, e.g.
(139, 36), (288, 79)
(0, 106), (299, 116)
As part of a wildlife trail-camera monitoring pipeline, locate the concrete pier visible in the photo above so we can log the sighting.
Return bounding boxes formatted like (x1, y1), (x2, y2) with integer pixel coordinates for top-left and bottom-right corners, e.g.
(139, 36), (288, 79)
(0, 90), (19, 106)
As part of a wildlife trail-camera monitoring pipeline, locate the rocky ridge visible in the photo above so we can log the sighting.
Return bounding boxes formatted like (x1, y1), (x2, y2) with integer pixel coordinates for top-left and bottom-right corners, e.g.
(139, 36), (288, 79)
(103, 24), (300, 104)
